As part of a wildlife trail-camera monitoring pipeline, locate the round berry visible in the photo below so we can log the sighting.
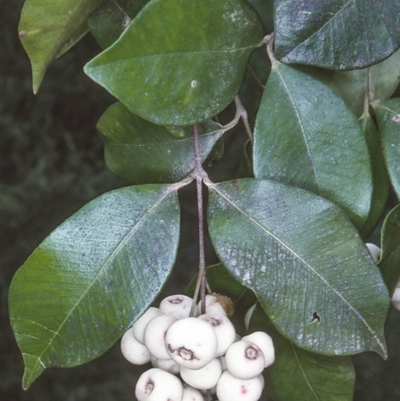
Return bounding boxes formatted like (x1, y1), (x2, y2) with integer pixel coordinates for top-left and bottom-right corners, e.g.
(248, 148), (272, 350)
(135, 368), (183, 401)
(242, 331), (275, 368)
(159, 294), (198, 318)
(180, 357), (222, 390)
(120, 327), (151, 365)
(166, 317), (218, 369)
(198, 313), (236, 356)
(132, 307), (163, 344)
(216, 370), (264, 401)
(144, 314), (177, 360)
(225, 340), (265, 379)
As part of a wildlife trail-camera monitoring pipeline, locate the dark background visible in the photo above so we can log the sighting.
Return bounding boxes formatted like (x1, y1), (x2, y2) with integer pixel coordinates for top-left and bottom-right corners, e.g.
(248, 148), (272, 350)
(1, 1), (400, 400)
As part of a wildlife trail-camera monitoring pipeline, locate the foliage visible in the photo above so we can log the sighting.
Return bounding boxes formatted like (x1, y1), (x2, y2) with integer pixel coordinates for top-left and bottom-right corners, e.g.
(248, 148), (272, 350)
(8, 0), (400, 400)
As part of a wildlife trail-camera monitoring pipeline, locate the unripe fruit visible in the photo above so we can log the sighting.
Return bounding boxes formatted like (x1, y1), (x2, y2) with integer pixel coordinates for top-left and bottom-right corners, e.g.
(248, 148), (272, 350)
(242, 331), (275, 368)
(166, 317), (218, 369)
(225, 340), (265, 379)
(132, 307), (163, 344)
(365, 243), (381, 263)
(180, 357), (222, 390)
(198, 313), (236, 356)
(135, 368), (183, 401)
(151, 356), (180, 375)
(144, 314), (177, 360)
(159, 294), (198, 319)
(216, 370), (264, 401)
(120, 327), (151, 365)
(182, 384), (205, 401)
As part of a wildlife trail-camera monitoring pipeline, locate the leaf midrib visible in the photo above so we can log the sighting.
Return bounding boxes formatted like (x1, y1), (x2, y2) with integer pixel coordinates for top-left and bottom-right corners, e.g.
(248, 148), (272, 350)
(87, 43), (261, 67)
(275, 64), (321, 195)
(208, 181), (385, 355)
(25, 184), (179, 381)
(286, 0), (353, 54)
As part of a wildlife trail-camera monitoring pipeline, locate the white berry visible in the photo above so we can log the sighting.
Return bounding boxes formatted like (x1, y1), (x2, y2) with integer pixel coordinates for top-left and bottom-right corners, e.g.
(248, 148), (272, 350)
(144, 314), (177, 360)
(180, 357), (222, 390)
(216, 370), (264, 401)
(242, 331), (275, 368)
(132, 307), (163, 344)
(159, 294), (198, 318)
(166, 317), (218, 369)
(120, 327), (151, 365)
(225, 340), (265, 379)
(135, 368), (183, 401)
(197, 313), (236, 356)
(151, 356), (180, 375)
(181, 384), (205, 401)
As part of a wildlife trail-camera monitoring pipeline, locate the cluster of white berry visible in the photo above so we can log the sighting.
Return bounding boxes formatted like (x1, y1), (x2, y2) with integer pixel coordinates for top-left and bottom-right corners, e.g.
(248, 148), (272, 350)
(120, 293), (275, 401)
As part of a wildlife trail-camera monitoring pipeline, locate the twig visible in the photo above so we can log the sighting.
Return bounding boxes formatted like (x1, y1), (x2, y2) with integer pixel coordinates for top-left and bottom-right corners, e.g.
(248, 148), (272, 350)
(191, 125), (208, 315)
(264, 32), (278, 66)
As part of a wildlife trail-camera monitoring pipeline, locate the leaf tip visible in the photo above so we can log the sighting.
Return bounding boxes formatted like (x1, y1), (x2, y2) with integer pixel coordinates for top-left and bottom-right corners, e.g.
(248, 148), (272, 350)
(21, 353), (45, 390)
(31, 65), (45, 95)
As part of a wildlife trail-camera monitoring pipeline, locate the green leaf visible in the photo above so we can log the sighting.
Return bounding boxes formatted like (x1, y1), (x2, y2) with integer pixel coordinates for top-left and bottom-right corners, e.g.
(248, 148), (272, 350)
(84, 0), (264, 126)
(358, 113), (389, 238)
(88, 0), (151, 49)
(372, 99), (400, 199)
(18, 0), (103, 93)
(97, 102), (223, 184)
(274, 0), (400, 70)
(379, 205), (400, 296)
(207, 179), (389, 357)
(250, 306), (355, 401)
(9, 184), (181, 389)
(330, 48), (400, 117)
(253, 63), (373, 229)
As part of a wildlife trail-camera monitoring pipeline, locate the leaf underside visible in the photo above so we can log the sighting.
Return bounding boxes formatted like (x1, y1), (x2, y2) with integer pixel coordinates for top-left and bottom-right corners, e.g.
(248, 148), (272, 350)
(9, 185), (181, 389)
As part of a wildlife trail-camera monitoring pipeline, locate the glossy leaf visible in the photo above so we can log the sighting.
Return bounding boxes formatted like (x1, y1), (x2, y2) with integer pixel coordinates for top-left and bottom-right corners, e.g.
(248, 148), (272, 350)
(9, 184), (181, 389)
(84, 0), (264, 126)
(97, 102), (223, 184)
(88, 0), (150, 49)
(18, 0), (103, 93)
(250, 306), (355, 401)
(379, 205), (400, 296)
(207, 179), (389, 356)
(358, 113), (389, 238)
(372, 99), (400, 199)
(274, 0), (400, 70)
(253, 63), (373, 229)
(330, 48), (400, 117)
